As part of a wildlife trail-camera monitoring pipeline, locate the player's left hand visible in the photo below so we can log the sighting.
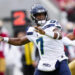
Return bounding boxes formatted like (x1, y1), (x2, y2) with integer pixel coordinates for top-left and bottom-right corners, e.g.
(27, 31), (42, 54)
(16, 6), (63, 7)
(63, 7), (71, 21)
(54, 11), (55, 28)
(34, 26), (45, 35)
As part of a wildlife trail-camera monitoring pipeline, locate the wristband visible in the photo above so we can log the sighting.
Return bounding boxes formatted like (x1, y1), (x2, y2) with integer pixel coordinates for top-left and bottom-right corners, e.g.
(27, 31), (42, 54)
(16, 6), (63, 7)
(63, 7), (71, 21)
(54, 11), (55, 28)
(4, 37), (9, 42)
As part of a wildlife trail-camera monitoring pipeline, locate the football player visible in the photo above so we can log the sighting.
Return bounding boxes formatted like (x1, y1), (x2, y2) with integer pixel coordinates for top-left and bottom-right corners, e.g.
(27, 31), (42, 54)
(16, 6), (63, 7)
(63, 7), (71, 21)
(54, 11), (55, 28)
(0, 4), (71, 75)
(62, 29), (75, 75)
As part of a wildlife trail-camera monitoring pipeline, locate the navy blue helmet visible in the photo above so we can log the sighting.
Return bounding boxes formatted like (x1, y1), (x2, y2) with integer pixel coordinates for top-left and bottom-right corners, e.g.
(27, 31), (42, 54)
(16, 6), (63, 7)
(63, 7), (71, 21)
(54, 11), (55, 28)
(31, 4), (48, 25)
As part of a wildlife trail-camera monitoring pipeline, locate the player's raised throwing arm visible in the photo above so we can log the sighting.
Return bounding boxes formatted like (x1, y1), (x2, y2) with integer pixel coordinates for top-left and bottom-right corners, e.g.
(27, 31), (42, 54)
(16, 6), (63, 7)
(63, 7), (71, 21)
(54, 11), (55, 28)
(0, 36), (30, 46)
(34, 26), (62, 39)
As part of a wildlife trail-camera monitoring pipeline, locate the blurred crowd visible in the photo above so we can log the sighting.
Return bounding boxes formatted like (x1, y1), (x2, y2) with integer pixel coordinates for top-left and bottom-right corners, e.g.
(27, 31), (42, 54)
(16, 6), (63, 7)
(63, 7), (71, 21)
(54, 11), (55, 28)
(0, 0), (75, 75)
(0, 17), (39, 75)
(54, 0), (75, 62)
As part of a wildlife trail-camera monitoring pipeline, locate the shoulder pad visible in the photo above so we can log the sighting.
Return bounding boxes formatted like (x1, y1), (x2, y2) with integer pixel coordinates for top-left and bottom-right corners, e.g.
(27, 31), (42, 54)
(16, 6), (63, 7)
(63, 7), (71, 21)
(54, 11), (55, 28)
(26, 27), (34, 35)
(49, 20), (57, 23)
(55, 21), (62, 29)
(43, 20), (62, 30)
(49, 20), (62, 29)
(42, 20), (56, 29)
(45, 20), (57, 25)
(27, 27), (34, 32)
(42, 24), (55, 30)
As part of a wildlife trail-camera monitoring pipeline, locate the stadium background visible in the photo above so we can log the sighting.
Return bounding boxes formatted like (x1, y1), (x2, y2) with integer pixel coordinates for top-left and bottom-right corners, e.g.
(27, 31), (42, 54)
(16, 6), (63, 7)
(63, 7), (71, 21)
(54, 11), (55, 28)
(0, 0), (61, 36)
(0, 0), (75, 75)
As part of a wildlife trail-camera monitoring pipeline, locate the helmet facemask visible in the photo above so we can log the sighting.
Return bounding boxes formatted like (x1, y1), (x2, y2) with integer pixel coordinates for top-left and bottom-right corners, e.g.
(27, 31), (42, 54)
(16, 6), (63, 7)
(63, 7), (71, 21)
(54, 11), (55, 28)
(32, 12), (47, 26)
(31, 5), (48, 26)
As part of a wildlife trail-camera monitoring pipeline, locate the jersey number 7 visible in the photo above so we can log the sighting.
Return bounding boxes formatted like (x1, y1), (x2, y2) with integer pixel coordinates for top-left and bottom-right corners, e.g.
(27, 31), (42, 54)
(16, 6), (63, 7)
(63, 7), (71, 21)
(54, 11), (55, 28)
(36, 37), (44, 55)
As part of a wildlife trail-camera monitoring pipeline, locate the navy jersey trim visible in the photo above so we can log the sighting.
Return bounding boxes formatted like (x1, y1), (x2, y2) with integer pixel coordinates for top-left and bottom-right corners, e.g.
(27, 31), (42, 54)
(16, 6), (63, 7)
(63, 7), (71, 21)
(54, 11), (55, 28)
(27, 32), (33, 35)
(42, 24), (55, 30)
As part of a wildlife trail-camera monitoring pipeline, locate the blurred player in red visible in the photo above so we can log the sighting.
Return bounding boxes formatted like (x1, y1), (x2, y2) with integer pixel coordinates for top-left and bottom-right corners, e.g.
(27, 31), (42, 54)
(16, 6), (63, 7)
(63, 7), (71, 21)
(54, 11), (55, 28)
(62, 28), (75, 75)
(0, 20), (8, 75)
(68, 28), (75, 75)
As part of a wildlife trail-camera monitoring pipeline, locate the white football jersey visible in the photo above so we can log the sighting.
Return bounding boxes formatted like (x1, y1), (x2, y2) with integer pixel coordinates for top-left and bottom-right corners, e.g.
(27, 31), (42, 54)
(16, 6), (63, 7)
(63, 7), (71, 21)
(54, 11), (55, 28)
(26, 20), (68, 71)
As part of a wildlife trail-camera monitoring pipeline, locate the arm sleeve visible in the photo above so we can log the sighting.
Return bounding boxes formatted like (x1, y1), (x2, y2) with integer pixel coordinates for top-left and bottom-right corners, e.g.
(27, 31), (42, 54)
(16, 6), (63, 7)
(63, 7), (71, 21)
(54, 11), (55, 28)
(45, 26), (61, 39)
(45, 26), (55, 38)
